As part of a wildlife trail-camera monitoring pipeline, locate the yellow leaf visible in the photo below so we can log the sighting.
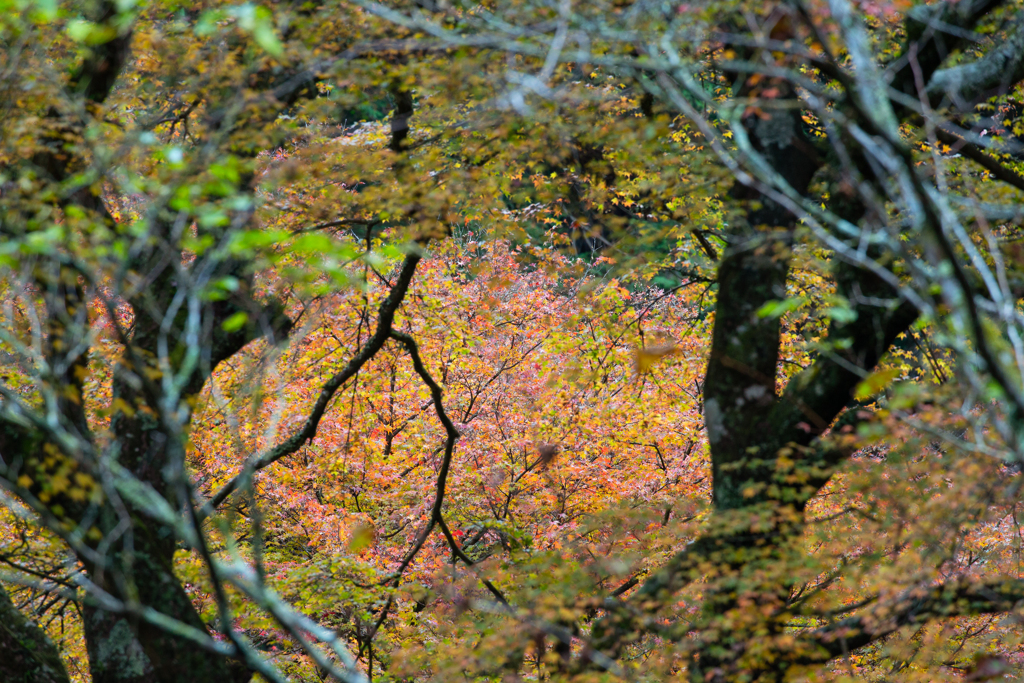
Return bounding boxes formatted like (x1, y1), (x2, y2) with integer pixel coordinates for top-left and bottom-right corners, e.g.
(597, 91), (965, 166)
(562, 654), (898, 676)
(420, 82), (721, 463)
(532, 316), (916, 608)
(634, 343), (679, 374)
(111, 397), (136, 417)
(853, 367), (900, 401)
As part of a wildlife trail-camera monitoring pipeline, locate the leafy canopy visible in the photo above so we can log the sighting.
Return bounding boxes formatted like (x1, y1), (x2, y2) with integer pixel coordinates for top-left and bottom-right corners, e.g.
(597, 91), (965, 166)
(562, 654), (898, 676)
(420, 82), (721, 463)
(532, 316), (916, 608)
(1, 0), (1024, 682)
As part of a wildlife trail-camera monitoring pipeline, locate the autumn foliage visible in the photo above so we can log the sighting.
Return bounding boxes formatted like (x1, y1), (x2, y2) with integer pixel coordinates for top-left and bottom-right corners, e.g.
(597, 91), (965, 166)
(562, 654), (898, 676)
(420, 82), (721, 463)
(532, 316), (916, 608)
(4, 0), (1024, 681)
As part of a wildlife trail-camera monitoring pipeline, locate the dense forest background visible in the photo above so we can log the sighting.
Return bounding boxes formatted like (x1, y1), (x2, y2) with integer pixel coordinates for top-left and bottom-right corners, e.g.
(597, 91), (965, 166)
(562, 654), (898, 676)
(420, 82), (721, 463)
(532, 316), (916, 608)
(2, 0), (1024, 681)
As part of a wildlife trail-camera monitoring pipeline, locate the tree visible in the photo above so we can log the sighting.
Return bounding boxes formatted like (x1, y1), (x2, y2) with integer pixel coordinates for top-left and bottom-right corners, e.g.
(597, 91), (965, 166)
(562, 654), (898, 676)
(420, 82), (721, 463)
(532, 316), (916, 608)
(2, 0), (1024, 681)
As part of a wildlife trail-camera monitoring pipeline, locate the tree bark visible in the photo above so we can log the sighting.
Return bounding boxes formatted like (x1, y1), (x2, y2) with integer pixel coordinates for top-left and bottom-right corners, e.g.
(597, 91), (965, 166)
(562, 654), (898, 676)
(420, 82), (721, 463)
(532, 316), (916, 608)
(0, 584), (71, 683)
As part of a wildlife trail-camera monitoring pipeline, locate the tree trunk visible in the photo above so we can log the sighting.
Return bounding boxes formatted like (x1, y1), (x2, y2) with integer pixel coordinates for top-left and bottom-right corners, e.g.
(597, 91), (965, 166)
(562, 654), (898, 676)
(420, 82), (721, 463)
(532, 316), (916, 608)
(0, 583), (72, 683)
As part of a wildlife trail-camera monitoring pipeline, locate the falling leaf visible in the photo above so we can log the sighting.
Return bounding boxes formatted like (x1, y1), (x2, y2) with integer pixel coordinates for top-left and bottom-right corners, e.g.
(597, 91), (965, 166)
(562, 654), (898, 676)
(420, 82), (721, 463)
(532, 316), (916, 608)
(853, 367), (901, 401)
(347, 523), (375, 553)
(634, 343), (680, 374)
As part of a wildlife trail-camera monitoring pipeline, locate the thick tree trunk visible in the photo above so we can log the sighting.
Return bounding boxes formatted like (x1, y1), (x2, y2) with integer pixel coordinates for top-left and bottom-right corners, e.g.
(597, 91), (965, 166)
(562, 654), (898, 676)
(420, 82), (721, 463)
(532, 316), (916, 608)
(82, 541), (248, 683)
(82, 608), (154, 683)
(0, 584), (71, 683)
(693, 98), (821, 683)
(77, 323), (271, 683)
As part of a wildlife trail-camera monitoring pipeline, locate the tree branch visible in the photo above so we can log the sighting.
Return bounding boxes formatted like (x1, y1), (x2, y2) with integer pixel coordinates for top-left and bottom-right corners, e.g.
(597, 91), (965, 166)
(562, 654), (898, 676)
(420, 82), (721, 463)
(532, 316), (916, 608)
(889, 0), (1008, 103)
(203, 252), (422, 515)
(935, 127), (1024, 194)
(927, 11), (1024, 109)
(799, 577), (1024, 661)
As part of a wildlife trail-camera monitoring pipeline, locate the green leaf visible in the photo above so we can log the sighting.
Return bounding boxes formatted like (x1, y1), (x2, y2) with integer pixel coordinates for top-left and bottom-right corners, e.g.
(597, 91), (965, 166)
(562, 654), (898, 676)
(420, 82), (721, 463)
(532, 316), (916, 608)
(197, 208), (229, 228)
(756, 296), (805, 319)
(252, 21), (283, 58)
(67, 19), (117, 45)
(32, 0), (58, 21)
(194, 9), (226, 36)
(228, 228), (290, 254)
(228, 4), (283, 57)
(291, 233), (334, 254)
(824, 305), (858, 325)
(221, 311), (248, 332)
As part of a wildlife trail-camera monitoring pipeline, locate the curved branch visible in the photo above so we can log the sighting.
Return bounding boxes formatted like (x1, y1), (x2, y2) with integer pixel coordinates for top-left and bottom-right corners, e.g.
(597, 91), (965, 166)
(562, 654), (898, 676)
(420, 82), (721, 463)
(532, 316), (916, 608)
(927, 11), (1024, 109)
(203, 253), (422, 515)
(935, 128), (1024, 194)
(889, 0), (1008, 102)
(365, 329), (463, 644)
(380, 328), (461, 587)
